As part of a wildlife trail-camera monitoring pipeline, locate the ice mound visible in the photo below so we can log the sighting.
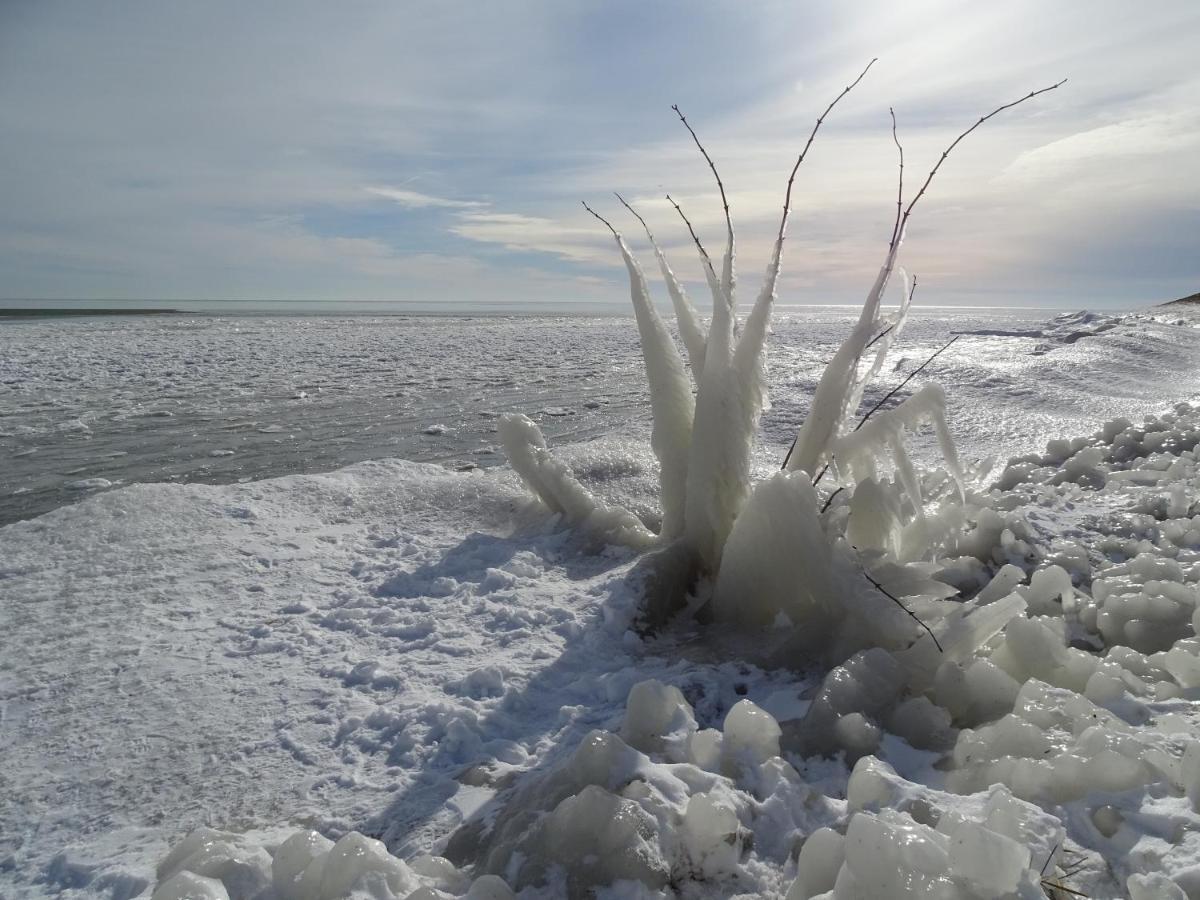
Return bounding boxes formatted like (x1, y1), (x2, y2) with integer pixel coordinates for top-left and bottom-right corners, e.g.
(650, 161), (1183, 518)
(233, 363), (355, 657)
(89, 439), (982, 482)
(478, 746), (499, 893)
(153, 827), (492, 900)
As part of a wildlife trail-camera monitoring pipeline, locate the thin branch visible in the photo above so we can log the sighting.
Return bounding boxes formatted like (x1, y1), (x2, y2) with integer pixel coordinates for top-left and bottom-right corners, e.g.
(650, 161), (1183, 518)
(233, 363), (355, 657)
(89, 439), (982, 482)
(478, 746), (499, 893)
(666, 193), (717, 281)
(864, 323), (894, 351)
(888, 106), (905, 250)
(581, 200), (618, 238)
(779, 58), (878, 242)
(672, 104), (732, 246)
(860, 566), (943, 652)
(614, 192), (650, 236)
(897, 79), (1066, 241)
(781, 435), (799, 471)
(1040, 844), (1060, 877)
(853, 334), (960, 433)
(820, 485), (845, 513)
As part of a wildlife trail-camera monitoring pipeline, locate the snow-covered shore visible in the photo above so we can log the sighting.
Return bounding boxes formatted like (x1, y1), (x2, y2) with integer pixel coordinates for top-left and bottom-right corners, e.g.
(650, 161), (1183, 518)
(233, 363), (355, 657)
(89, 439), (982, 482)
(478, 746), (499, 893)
(4, 310), (1200, 898)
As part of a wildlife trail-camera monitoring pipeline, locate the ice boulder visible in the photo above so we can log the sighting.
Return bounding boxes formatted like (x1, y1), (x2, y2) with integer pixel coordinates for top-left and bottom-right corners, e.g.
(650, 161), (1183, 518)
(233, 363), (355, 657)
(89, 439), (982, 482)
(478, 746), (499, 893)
(721, 699), (781, 774)
(272, 830), (333, 899)
(531, 785), (669, 893)
(151, 871), (231, 900)
(155, 827), (272, 900)
(680, 792), (742, 879)
(785, 827), (844, 899)
(619, 679), (697, 758)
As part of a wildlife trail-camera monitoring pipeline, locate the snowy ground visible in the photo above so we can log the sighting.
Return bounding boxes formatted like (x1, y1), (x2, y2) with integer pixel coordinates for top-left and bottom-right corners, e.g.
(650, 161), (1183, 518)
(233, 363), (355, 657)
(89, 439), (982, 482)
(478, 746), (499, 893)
(3, 307), (1200, 898)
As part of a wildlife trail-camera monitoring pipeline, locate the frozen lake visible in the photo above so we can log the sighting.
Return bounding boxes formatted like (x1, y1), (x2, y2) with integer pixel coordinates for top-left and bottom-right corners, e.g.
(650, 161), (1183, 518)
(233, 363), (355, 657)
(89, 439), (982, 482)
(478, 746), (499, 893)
(2, 306), (1197, 526)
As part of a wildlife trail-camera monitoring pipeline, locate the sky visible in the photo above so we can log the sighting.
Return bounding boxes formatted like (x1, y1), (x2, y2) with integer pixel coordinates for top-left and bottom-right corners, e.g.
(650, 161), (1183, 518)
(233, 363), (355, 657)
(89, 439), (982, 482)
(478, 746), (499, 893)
(1, 0), (1197, 310)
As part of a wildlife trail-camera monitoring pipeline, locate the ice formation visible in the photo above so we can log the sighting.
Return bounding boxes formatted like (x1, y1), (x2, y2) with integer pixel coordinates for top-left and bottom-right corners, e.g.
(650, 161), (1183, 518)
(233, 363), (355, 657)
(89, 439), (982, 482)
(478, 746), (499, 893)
(124, 76), (1200, 900)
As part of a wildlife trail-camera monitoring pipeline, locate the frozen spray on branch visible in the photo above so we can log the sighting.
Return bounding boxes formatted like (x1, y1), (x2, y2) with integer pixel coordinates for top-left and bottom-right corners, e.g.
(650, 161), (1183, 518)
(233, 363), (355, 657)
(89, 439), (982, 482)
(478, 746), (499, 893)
(502, 66), (1065, 642)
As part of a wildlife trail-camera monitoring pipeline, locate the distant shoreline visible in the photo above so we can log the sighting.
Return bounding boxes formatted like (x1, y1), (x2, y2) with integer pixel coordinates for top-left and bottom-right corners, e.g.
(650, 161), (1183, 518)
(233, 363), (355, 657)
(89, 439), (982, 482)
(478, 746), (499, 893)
(0, 308), (181, 318)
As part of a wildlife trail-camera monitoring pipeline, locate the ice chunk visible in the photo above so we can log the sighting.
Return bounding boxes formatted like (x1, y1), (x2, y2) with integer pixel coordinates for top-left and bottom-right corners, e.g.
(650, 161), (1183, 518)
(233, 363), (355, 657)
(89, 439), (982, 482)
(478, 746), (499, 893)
(619, 679), (697, 756)
(533, 785), (668, 892)
(681, 792), (741, 878)
(846, 756), (902, 812)
(794, 649), (903, 758)
(885, 696), (954, 750)
(272, 830), (333, 899)
(974, 563), (1024, 605)
(155, 828), (271, 899)
(1128, 872), (1187, 900)
(317, 832), (418, 899)
(151, 872), (231, 900)
(785, 827), (844, 900)
(686, 728), (723, 772)
(465, 874), (517, 899)
(942, 818), (1029, 894)
(722, 699), (781, 771)
(1182, 742), (1200, 811)
(840, 808), (957, 898)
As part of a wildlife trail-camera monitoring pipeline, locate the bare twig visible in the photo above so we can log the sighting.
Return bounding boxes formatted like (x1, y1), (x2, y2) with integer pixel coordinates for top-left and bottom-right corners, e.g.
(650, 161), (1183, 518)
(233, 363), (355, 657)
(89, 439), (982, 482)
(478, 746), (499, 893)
(1040, 844), (1059, 877)
(860, 566), (943, 652)
(666, 193), (718, 283)
(820, 485), (845, 513)
(778, 58), (878, 243)
(1040, 881), (1089, 898)
(888, 106), (905, 250)
(853, 334), (960, 433)
(897, 79), (1066, 242)
(864, 323), (894, 351)
(581, 200), (618, 238)
(672, 104), (732, 248)
(614, 192), (650, 236)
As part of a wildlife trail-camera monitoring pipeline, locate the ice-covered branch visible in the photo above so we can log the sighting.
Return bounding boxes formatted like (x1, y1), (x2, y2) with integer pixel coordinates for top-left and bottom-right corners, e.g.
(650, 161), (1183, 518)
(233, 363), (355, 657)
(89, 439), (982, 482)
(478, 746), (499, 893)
(499, 413), (655, 548)
(832, 383), (965, 510)
(615, 192), (708, 377)
(887, 106), (904, 251)
(582, 201), (695, 539)
(672, 104), (736, 321)
(787, 80), (1063, 478)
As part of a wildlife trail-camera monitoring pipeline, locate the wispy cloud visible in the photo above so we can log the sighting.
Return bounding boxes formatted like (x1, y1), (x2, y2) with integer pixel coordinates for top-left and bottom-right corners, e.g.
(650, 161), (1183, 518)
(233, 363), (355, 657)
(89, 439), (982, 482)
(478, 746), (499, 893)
(365, 186), (486, 210)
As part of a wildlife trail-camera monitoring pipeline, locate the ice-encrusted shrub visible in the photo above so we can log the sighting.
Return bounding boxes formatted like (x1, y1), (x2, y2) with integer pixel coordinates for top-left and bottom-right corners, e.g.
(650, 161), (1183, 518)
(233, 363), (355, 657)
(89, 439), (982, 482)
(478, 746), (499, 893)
(501, 69), (1064, 656)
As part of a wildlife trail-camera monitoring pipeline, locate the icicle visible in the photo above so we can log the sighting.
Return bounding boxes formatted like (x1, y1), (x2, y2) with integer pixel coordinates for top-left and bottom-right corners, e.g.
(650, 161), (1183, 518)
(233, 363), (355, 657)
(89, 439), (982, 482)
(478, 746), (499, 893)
(611, 234), (696, 539)
(886, 428), (924, 519)
(786, 237), (902, 476)
(732, 234), (784, 412)
(649, 241), (707, 378)
(499, 414), (656, 549)
(928, 401), (966, 503)
(845, 266), (915, 422)
(620, 197), (708, 377)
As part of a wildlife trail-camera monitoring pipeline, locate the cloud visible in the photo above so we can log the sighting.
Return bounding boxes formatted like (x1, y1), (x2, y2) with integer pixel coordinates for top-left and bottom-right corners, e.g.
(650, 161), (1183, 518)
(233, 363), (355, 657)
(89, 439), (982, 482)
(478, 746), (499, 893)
(1, 0), (1197, 307)
(450, 211), (613, 265)
(365, 187), (486, 210)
